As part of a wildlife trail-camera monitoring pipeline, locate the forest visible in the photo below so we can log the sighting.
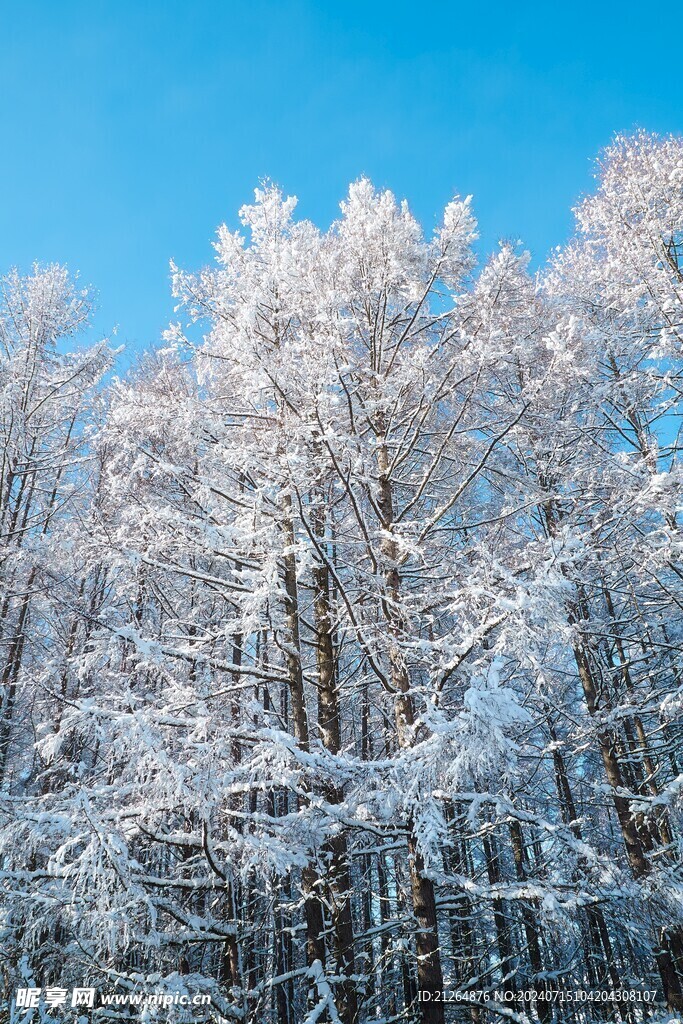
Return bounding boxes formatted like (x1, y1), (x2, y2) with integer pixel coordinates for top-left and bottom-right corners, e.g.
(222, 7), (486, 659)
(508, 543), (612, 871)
(0, 131), (682, 1024)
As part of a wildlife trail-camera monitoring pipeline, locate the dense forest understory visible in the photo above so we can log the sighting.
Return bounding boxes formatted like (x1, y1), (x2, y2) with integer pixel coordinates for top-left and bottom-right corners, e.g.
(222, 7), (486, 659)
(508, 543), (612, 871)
(0, 132), (682, 1023)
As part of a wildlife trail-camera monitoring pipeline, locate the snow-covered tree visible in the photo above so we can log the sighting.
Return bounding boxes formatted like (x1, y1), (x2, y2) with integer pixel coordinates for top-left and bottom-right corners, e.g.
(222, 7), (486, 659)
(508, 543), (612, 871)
(1, 133), (683, 1024)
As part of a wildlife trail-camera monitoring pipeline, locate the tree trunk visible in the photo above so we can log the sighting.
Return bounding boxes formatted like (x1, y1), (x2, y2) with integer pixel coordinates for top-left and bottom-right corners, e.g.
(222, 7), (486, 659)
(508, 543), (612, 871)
(281, 506), (327, 977)
(311, 497), (358, 1024)
(376, 436), (445, 1024)
(508, 819), (551, 1023)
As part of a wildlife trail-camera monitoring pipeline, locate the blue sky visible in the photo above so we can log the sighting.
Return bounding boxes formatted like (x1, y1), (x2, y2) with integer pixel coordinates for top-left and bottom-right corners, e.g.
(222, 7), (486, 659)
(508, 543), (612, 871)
(1, 1), (680, 358)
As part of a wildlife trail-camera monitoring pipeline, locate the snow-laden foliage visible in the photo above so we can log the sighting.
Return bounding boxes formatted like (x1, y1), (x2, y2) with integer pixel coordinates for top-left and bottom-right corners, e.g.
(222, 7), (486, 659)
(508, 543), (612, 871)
(1, 134), (683, 1024)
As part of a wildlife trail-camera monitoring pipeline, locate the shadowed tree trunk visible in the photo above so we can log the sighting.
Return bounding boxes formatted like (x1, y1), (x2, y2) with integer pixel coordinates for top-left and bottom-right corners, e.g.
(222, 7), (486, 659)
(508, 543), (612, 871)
(281, 507), (327, 977)
(310, 494), (358, 1024)
(376, 433), (445, 1024)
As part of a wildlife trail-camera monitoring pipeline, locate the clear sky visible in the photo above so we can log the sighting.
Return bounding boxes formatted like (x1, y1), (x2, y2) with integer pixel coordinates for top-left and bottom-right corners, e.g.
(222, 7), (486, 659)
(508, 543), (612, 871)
(1, 1), (680, 358)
